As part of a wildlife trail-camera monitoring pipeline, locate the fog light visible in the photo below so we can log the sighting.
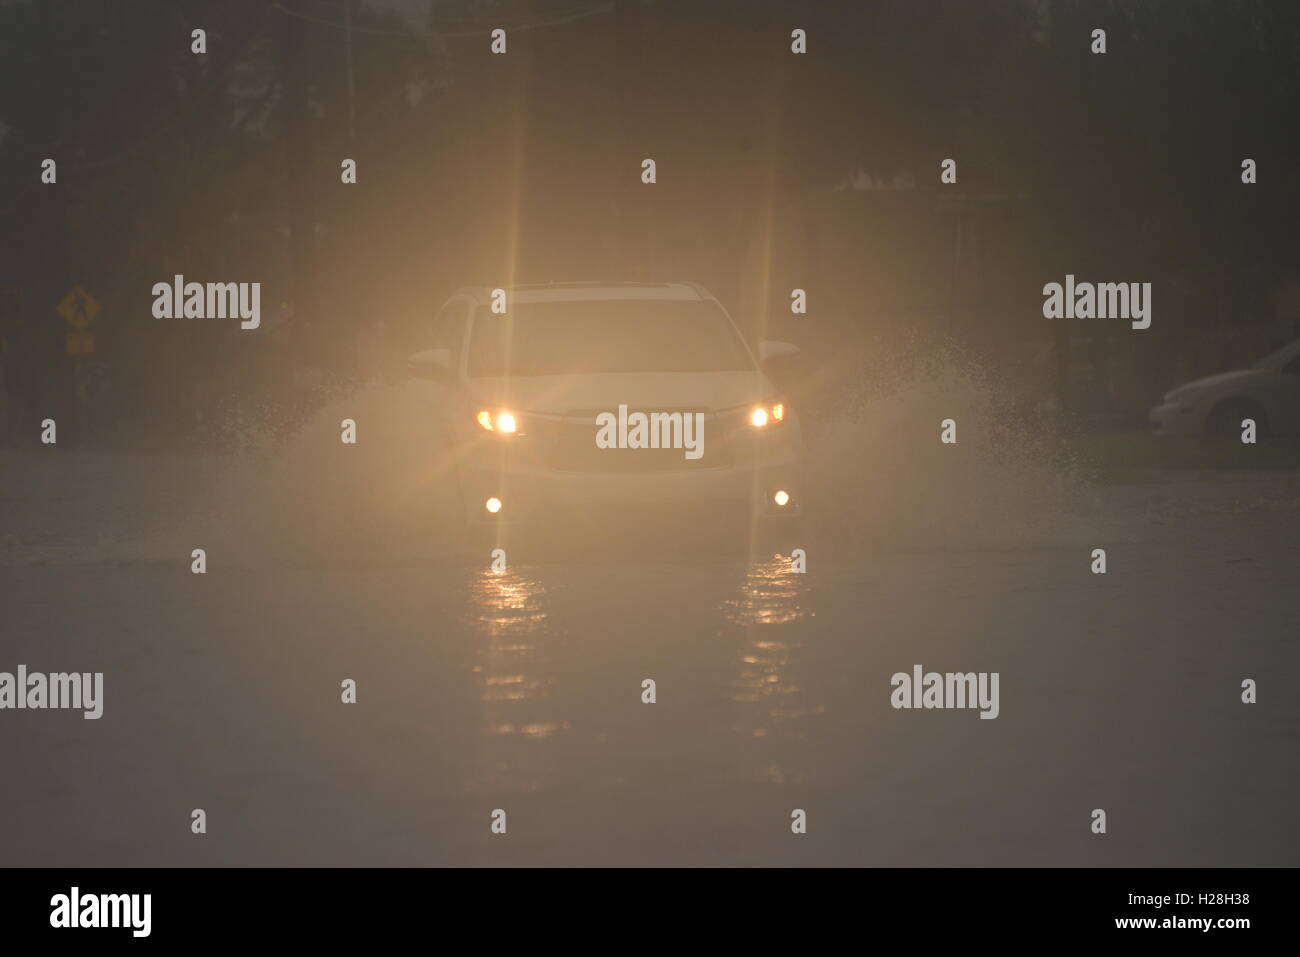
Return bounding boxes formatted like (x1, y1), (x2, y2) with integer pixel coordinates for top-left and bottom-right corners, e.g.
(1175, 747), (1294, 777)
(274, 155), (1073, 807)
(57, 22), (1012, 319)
(773, 489), (791, 507)
(750, 407), (769, 428)
(485, 497), (503, 514)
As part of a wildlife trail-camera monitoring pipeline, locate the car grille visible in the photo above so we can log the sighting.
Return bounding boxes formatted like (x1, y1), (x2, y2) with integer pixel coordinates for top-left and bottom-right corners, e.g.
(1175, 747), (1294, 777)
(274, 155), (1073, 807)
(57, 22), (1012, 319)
(543, 409), (730, 473)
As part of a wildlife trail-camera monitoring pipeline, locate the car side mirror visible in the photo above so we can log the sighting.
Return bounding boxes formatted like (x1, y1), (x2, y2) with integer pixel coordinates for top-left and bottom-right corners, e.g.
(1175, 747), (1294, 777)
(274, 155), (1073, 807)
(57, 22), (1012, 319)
(408, 349), (452, 380)
(758, 340), (800, 363)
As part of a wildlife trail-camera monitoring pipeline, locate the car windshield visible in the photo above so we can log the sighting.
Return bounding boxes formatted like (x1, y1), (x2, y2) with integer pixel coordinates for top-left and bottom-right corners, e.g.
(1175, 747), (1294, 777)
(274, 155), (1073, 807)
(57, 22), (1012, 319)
(1252, 338), (1300, 370)
(467, 299), (755, 377)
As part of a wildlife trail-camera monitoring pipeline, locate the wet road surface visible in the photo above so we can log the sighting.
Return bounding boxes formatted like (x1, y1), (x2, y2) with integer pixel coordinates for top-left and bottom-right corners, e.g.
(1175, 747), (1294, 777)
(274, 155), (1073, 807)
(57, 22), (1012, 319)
(2, 459), (1296, 865)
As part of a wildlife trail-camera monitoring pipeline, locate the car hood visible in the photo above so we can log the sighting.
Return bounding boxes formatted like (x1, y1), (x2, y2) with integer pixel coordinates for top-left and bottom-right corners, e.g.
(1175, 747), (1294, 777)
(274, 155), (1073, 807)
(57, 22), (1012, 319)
(468, 371), (774, 416)
(1164, 369), (1264, 400)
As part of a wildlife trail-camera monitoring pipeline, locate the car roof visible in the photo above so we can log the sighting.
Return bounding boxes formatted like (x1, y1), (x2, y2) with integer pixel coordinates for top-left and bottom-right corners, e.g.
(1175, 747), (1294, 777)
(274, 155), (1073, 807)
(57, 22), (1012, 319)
(453, 282), (713, 305)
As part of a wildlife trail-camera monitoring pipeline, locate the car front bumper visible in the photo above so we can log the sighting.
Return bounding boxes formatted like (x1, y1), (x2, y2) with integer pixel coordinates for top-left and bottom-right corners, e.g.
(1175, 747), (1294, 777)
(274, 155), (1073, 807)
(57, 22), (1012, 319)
(1148, 399), (1202, 436)
(457, 427), (803, 523)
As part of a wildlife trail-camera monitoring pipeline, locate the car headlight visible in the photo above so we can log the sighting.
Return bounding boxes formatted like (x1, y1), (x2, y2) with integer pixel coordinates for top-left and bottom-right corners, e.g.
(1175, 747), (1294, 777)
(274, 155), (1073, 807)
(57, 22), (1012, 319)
(749, 401), (786, 428)
(476, 409), (521, 434)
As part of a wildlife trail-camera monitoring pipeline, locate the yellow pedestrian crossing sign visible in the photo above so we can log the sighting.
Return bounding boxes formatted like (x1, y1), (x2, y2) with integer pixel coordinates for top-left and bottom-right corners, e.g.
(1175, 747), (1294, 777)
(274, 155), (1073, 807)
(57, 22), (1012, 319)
(56, 285), (101, 330)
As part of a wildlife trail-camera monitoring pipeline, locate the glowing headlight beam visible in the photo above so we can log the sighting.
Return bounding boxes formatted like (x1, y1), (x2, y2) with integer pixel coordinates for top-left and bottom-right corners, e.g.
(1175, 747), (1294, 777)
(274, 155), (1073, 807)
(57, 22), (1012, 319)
(476, 410), (520, 434)
(749, 402), (787, 428)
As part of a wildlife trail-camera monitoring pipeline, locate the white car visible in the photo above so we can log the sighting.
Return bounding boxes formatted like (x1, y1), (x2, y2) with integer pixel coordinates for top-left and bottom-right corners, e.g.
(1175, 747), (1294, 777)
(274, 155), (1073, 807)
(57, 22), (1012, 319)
(409, 282), (803, 532)
(1149, 338), (1300, 437)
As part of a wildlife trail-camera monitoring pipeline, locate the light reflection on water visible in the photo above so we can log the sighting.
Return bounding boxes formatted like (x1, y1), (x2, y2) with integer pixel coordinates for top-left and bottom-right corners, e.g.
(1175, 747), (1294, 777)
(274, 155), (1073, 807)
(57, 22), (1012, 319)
(461, 555), (819, 792)
(723, 554), (822, 785)
(466, 568), (569, 747)
(722, 553), (811, 628)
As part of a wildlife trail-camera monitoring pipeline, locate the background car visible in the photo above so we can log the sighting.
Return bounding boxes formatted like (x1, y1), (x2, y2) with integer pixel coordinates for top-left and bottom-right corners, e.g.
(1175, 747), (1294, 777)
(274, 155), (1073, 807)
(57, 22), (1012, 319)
(1149, 338), (1300, 436)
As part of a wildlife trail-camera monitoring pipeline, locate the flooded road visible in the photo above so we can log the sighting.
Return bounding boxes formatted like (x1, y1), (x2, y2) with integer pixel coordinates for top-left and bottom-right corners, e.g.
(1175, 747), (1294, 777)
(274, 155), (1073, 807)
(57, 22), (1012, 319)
(2, 452), (1297, 865)
(2, 373), (1298, 866)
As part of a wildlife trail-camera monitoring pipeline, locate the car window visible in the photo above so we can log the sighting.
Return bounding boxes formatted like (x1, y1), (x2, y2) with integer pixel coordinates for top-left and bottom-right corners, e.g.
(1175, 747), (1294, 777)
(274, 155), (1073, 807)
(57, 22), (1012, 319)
(432, 301), (468, 359)
(466, 299), (755, 377)
(1252, 338), (1300, 371)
